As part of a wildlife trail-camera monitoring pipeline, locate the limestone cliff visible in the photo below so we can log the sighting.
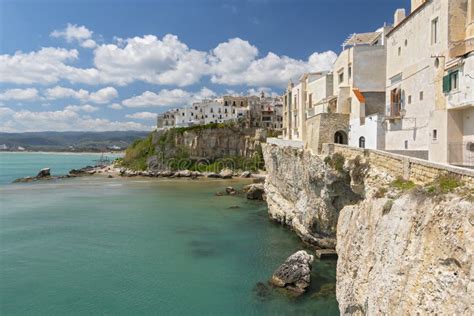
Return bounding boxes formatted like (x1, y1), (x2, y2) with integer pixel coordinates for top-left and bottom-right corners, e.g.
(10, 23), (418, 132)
(337, 187), (473, 315)
(262, 143), (473, 314)
(262, 143), (362, 248)
(123, 125), (266, 171)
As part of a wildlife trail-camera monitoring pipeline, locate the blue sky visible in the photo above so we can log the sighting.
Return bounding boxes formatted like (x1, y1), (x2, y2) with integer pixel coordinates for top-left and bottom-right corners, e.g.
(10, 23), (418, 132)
(0, 0), (410, 132)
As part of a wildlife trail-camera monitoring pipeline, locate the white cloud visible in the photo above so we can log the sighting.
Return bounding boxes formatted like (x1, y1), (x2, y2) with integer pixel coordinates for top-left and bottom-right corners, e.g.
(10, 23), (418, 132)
(126, 112), (158, 120)
(108, 103), (123, 110)
(51, 23), (96, 48)
(210, 38), (337, 87)
(122, 87), (215, 108)
(44, 86), (118, 103)
(64, 104), (99, 112)
(0, 88), (39, 101)
(88, 87), (118, 103)
(93, 34), (209, 86)
(0, 107), (152, 132)
(1, 31), (336, 88)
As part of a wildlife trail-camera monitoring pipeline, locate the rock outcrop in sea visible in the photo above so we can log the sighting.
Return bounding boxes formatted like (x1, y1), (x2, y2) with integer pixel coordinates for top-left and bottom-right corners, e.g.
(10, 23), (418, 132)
(271, 250), (314, 295)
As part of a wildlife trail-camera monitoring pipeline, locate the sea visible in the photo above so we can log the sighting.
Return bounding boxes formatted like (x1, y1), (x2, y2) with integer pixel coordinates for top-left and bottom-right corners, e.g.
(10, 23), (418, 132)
(0, 152), (339, 315)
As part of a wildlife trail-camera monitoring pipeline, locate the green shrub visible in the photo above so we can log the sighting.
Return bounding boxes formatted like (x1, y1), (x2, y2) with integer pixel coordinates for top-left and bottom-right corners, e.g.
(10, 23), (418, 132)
(122, 133), (155, 170)
(426, 174), (463, 194)
(391, 177), (416, 191)
(324, 153), (345, 172)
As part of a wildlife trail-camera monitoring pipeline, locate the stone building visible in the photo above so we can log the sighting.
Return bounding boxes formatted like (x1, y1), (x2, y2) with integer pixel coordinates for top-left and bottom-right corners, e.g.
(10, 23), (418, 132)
(385, 0), (474, 167)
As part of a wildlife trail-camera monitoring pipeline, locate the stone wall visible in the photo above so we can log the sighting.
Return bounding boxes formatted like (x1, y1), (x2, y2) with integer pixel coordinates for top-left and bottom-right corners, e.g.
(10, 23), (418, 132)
(323, 143), (474, 186)
(306, 113), (349, 154)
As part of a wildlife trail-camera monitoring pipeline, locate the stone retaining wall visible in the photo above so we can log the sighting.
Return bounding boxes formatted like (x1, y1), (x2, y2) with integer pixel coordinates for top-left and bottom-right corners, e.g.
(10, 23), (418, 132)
(322, 143), (474, 187)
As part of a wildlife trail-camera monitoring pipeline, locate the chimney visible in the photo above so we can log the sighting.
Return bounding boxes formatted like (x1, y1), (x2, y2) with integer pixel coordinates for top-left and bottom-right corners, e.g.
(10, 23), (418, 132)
(411, 0), (425, 13)
(394, 8), (406, 26)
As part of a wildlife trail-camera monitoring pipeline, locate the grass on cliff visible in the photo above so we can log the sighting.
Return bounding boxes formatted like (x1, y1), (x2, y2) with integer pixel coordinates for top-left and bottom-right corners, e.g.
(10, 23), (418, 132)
(426, 174), (463, 195)
(121, 133), (155, 170)
(390, 177), (416, 191)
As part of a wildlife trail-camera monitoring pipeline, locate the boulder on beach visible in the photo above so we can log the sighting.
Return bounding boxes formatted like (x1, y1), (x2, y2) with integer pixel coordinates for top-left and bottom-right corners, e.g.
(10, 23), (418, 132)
(240, 171), (251, 178)
(176, 170), (192, 177)
(271, 250), (314, 295)
(13, 167), (54, 183)
(206, 172), (221, 178)
(161, 170), (174, 177)
(219, 168), (233, 179)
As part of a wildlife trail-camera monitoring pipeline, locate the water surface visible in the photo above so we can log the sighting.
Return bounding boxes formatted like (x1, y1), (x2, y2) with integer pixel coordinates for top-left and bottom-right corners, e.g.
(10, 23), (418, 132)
(0, 153), (338, 315)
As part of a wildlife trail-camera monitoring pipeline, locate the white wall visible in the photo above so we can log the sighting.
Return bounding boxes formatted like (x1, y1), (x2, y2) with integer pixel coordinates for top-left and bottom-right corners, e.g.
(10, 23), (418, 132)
(349, 114), (385, 150)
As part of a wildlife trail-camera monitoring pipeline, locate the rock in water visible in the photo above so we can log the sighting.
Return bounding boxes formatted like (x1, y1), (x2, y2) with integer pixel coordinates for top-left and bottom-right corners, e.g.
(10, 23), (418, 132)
(225, 186), (237, 195)
(245, 183), (265, 200)
(36, 168), (51, 178)
(271, 250), (314, 295)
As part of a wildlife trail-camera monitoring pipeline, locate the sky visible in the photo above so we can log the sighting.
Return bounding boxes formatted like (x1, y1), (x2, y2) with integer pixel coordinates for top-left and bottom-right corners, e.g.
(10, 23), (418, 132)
(0, 0), (410, 132)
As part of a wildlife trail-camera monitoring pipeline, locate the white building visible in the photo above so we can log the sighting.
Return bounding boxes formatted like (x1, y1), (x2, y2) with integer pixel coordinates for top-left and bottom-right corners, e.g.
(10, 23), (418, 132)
(385, 0), (474, 167)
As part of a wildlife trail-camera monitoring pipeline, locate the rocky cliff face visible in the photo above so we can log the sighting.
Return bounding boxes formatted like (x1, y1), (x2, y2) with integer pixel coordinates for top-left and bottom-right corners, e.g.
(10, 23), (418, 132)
(147, 127), (265, 170)
(262, 144), (363, 248)
(337, 189), (473, 315)
(262, 143), (473, 314)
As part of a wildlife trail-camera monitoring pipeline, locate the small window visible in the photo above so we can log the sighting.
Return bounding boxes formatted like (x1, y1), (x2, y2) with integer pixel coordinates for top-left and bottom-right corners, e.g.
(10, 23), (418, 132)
(338, 71), (344, 84)
(408, 95), (412, 104)
(450, 71), (459, 91)
(405, 39), (408, 46)
(398, 47), (401, 56)
(419, 91), (424, 101)
(431, 18), (439, 44)
(432, 129), (438, 141)
(404, 140), (408, 149)
(359, 137), (365, 149)
(348, 64), (352, 79)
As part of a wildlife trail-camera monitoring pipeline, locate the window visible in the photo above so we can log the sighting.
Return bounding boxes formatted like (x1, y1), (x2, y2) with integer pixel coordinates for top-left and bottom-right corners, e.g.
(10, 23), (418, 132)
(404, 140), (408, 149)
(398, 47), (401, 56)
(419, 91), (424, 101)
(390, 88), (402, 117)
(338, 71), (344, 84)
(308, 93), (313, 107)
(348, 64), (352, 79)
(408, 95), (412, 104)
(432, 129), (438, 141)
(359, 137), (365, 149)
(431, 18), (439, 44)
(405, 39), (408, 46)
(444, 70), (459, 92)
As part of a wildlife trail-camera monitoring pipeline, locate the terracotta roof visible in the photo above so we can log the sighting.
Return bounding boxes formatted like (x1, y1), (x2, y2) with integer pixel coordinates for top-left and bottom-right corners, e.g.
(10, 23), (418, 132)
(352, 89), (366, 103)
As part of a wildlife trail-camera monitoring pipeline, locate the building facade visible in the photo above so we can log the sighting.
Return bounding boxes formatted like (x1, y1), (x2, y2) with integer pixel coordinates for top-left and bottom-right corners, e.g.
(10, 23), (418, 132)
(385, 0), (474, 167)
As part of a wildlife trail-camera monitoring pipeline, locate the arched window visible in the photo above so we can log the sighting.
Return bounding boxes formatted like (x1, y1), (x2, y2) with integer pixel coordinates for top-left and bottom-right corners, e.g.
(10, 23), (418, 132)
(359, 136), (366, 148)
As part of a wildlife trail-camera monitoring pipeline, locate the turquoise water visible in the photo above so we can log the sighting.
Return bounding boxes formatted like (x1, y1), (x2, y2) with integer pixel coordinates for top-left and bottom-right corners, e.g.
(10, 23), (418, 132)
(0, 153), (339, 315)
(0, 152), (122, 184)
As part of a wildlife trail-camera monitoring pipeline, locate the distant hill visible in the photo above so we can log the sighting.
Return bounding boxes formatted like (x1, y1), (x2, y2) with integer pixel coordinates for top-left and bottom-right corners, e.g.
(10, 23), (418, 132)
(0, 131), (150, 152)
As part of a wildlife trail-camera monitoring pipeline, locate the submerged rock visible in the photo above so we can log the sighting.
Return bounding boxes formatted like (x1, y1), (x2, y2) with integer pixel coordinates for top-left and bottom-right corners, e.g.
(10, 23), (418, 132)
(271, 250), (314, 295)
(225, 186), (237, 195)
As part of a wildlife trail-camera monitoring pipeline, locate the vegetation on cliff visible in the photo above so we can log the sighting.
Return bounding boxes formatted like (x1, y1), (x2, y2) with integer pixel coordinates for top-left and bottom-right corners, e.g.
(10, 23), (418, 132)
(121, 122), (265, 172)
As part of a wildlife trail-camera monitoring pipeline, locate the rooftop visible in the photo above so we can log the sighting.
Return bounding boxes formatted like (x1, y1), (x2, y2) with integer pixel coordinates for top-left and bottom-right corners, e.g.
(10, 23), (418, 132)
(342, 31), (381, 48)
